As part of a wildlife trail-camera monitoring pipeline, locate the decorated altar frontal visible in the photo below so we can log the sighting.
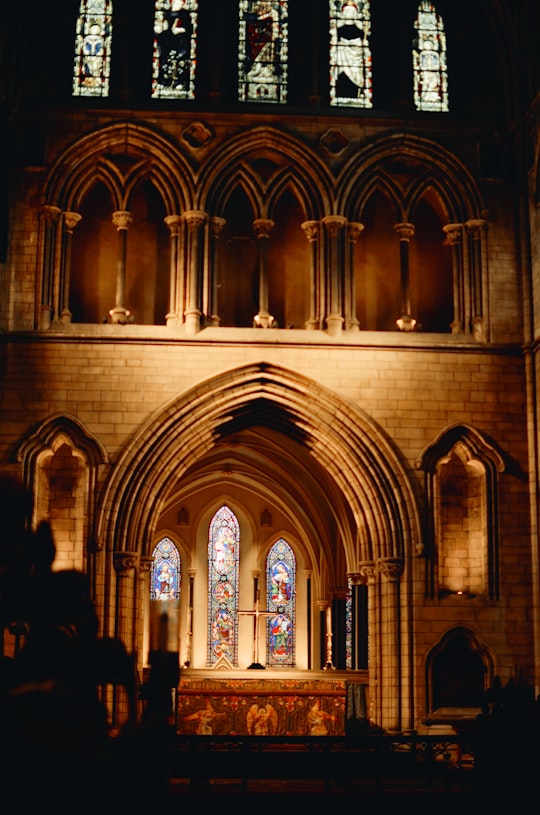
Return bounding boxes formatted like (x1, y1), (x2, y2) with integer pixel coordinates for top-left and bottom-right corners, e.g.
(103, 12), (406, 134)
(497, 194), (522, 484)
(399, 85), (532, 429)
(177, 673), (348, 736)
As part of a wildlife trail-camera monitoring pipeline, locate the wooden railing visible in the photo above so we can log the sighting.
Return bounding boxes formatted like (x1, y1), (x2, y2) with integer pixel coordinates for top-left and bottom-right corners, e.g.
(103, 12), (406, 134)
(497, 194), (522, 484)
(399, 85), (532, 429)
(165, 733), (478, 794)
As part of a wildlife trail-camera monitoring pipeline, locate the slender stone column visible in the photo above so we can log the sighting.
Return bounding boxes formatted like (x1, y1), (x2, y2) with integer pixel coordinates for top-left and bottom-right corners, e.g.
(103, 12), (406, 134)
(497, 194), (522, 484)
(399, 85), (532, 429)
(110, 211), (133, 324)
(183, 209), (207, 334)
(378, 558), (404, 732)
(443, 223), (465, 334)
(138, 556), (153, 675)
(346, 221), (364, 331)
(359, 562), (377, 722)
(465, 218), (488, 341)
(164, 215), (182, 326)
(60, 212), (82, 324)
(208, 216), (226, 326)
(39, 205), (61, 330)
(301, 220), (320, 329)
(322, 215), (347, 336)
(253, 218), (276, 327)
(393, 223), (416, 331)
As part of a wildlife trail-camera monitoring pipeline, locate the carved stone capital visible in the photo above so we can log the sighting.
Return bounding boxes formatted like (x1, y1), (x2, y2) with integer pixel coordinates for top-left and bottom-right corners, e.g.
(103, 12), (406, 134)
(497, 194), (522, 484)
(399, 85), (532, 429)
(322, 215), (347, 238)
(378, 558), (405, 582)
(112, 211), (133, 231)
(253, 219), (275, 239)
(40, 205), (62, 223)
(347, 222), (365, 242)
(164, 214), (183, 234)
(113, 552), (138, 574)
(393, 223), (415, 241)
(443, 223), (463, 245)
(465, 218), (488, 239)
(184, 209), (207, 230)
(301, 220), (319, 242)
(63, 212), (82, 232)
(211, 216), (227, 238)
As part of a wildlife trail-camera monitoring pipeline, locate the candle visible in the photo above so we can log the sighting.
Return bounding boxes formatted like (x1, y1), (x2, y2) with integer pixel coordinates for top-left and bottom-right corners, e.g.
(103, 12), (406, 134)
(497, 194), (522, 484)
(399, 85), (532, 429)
(326, 604), (332, 633)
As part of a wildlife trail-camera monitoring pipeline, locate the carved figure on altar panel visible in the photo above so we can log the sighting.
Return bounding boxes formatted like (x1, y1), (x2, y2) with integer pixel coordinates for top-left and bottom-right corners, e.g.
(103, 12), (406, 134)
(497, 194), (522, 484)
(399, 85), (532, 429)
(247, 702), (278, 735)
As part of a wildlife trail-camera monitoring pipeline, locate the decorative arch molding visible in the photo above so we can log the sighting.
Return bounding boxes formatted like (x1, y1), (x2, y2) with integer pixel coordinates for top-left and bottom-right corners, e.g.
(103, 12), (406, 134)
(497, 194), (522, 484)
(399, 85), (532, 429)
(197, 126), (334, 216)
(417, 423), (506, 474)
(97, 362), (421, 568)
(338, 132), (486, 223)
(45, 120), (195, 213)
(16, 412), (109, 481)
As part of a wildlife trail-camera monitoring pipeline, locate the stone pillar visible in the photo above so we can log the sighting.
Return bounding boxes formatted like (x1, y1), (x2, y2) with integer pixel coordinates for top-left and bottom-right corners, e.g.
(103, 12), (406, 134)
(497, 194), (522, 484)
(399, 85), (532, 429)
(301, 220), (320, 329)
(110, 211), (133, 324)
(322, 215), (347, 336)
(378, 558), (404, 733)
(183, 209), (207, 335)
(60, 212), (82, 324)
(253, 218), (276, 327)
(112, 552), (137, 728)
(443, 223), (465, 334)
(465, 218), (488, 341)
(164, 215), (182, 326)
(208, 216), (226, 326)
(393, 223), (416, 331)
(39, 205), (61, 330)
(346, 221), (364, 331)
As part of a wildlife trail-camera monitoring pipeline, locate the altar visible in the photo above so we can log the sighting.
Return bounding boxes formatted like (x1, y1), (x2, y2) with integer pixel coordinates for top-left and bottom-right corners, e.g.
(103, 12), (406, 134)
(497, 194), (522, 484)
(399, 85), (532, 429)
(177, 673), (350, 736)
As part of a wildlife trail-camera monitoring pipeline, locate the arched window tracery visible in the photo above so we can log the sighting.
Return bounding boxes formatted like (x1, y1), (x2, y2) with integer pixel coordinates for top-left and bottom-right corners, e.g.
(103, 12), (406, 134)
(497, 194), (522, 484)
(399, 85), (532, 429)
(72, 0), (113, 98)
(208, 505), (240, 666)
(413, 1), (449, 112)
(266, 538), (296, 666)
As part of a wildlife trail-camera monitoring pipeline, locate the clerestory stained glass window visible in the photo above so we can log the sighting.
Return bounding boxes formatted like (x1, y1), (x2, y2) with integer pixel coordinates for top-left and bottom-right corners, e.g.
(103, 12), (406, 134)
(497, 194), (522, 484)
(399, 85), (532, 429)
(208, 505), (240, 666)
(238, 1), (288, 103)
(413, 1), (448, 112)
(152, 0), (198, 99)
(151, 537), (181, 600)
(72, 0), (113, 97)
(329, 0), (372, 109)
(266, 538), (295, 666)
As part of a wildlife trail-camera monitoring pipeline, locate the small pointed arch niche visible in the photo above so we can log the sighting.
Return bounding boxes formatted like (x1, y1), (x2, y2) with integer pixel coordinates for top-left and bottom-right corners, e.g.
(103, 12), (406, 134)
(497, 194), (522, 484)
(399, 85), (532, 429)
(125, 179), (170, 325)
(16, 415), (108, 572)
(408, 186), (454, 333)
(354, 187), (402, 331)
(267, 185), (311, 330)
(417, 424), (506, 601)
(71, 180), (117, 324)
(219, 186), (259, 327)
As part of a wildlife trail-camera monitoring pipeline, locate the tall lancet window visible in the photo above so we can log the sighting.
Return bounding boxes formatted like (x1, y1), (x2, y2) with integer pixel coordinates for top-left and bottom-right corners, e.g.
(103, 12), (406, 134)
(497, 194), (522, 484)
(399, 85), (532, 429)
(208, 506), (240, 666)
(329, 0), (372, 109)
(238, 1), (288, 103)
(266, 538), (295, 667)
(413, 1), (448, 112)
(151, 537), (181, 600)
(72, 0), (113, 97)
(152, 0), (198, 99)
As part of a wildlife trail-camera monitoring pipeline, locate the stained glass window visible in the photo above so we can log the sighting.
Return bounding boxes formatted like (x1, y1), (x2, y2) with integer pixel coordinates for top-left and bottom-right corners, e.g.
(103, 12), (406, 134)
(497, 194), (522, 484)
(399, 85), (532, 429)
(72, 0), (113, 97)
(208, 505), (240, 666)
(266, 538), (295, 666)
(152, 0), (198, 99)
(413, 1), (448, 112)
(150, 537), (181, 600)
(329, 0), (372, 109)
(346, 576), (353, 669)
(238, 1), (288, 103)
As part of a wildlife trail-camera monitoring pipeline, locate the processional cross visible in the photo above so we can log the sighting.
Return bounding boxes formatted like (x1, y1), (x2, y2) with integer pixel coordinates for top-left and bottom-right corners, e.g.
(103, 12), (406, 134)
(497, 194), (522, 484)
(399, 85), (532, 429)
(237, 590), (274, 669)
